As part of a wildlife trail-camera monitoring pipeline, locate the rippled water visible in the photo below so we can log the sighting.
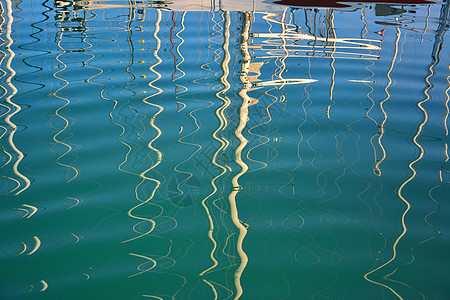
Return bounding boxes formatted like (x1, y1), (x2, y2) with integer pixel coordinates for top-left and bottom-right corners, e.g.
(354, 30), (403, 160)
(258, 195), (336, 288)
(1, 1), (449, 299)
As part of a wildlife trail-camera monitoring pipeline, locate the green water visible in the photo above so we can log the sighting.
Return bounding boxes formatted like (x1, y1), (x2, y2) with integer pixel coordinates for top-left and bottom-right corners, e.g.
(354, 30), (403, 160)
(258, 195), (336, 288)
(0, 1), (449, 299)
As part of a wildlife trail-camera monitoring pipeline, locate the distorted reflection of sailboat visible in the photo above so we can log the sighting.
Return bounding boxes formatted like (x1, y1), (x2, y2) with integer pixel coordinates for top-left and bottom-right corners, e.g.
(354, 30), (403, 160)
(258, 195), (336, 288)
(274, 0), (436, 8)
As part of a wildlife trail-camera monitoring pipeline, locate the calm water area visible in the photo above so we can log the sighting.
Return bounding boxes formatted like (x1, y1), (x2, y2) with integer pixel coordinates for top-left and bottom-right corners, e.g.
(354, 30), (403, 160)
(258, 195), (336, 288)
(0, 0), (449, 299)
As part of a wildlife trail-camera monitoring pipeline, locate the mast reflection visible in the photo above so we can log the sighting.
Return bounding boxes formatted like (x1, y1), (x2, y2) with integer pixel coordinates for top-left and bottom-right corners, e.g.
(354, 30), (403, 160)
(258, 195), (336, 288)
(0, 0), (30, 195)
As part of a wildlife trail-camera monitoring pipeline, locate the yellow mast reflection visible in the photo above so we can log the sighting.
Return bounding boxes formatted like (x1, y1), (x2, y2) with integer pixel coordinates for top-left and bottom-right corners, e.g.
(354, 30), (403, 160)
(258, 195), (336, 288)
(52, 16), (79, 183)
(364, 27), (403, 299)
(124, 8), (163, 244)
(384, 6), (448, 295)
(228, 11), (252, 300)
(3, 0), (30, 195)
(0, 1), (12, 181)
(327, 9), (336, 119)
(372, 28), (401, 176)
(277, 8), (289, 89)
(200, 13), (234, 291)
(444, 63), (449, 137)
(175, 12), (187, 82)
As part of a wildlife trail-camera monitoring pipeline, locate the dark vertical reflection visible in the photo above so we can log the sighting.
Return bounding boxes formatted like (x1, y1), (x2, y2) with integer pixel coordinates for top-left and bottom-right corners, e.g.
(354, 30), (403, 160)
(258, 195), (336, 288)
(15, 0), (49, 94)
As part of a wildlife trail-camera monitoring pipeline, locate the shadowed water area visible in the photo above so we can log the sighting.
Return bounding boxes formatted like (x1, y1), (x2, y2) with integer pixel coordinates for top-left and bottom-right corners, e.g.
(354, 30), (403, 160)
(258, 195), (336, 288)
(0, 0), (449, 299)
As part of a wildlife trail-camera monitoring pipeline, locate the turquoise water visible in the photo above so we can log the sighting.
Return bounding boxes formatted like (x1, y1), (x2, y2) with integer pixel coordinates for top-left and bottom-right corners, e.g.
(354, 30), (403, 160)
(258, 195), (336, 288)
(1, 1), (449, 299)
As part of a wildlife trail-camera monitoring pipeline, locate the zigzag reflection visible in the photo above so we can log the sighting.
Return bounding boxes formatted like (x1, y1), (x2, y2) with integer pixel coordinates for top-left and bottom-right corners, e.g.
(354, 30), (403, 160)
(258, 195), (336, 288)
(445, 63), (449, 137)
(121, 8), (163, 245)
(372, 28), (401, 176)
(0, 0), (30, 195)
(363, 3), (449, 298)
(0, 1), (11, 180)
(52, 28), (79, 183)
(199, 11), (231, 279)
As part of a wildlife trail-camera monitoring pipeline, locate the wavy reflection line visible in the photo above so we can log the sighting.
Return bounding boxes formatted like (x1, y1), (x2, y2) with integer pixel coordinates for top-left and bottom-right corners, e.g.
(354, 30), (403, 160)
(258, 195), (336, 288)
(173, 11), (187, 114)
(52, 27), (79, 183)
(444, 63), (449, 136)
(440, 143), (448, 182)
(203, 279), (218, 299)
(71, 232), (80, 244)
(252, 32), (381, 50)
(65, 196), (80, 210)
(261, 11), (284, 26)
(199, 11), (232, 280)
(327, 9), (336, 119)
(128, 253), (157, 278)
(16, 242), (26, 256)
(399, 181), (442, 287)
(364, 31), (405, 299)
(174, 12), (186, 82)
(254, 50), (380, 61)
(116, 5), (152, 237)
(276, 8), (289, 89)
(245, 92), (277, 172)
(227, 12), (253, 300)
(364, 20), (441, 297)
(39, 280), (48, 292)
(1, 175), (19, 192)
(251, 11), (381, 61)
(142, 270), (188, 299)
(0, 1), (11, 167)
(372, 28), (401, 176)
(124, 8), (163, 244)
(384, 87), (427, 298)
(27, 236), (41, 256)
(420, 4), (431, 43)
(172, 92), (203, 199)
(0, 0), (10, 150)
(385, 7), (448, 294)
(173, 13), (216, 206)
(3, 0), (30, 195)
(90, 11), (135, 183)
(427, 188), (444, 233)
(21, 204), (37, 218)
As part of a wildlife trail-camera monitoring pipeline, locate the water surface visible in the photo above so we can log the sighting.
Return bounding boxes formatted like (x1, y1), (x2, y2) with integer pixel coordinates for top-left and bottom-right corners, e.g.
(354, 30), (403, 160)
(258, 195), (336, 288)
(1, 1), (449, 299)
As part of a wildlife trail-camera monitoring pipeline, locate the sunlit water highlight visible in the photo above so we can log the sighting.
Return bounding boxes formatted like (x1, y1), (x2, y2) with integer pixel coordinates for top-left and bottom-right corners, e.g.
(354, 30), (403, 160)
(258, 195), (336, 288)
(0, 1), (449, 299)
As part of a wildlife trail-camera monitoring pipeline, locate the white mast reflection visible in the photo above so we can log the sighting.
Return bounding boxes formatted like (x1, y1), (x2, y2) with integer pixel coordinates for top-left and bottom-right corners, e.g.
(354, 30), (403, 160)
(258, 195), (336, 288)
(364, 27), (403, 299)
(372, 27), (401, 176)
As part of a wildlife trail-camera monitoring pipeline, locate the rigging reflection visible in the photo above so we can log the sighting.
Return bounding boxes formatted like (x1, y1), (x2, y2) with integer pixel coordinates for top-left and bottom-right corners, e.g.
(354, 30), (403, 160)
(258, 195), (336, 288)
(372, 28), (401, 176)
(365, 2), (449, 298)
(51, 14), (80, 183)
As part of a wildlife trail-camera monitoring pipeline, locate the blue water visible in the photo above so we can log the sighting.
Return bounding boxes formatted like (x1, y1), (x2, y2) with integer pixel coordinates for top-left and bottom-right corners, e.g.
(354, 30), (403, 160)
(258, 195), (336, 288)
(0, 1), (449, 299)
